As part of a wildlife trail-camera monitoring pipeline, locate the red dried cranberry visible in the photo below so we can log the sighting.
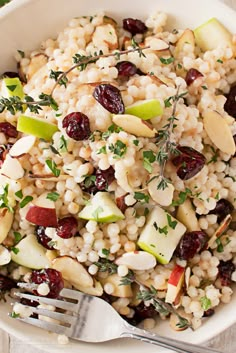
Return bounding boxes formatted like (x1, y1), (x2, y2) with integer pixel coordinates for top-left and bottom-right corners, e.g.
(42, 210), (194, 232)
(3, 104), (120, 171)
(209, 199), (234, 223)
(123, 18), (147, 35)
(93, 84), (125, 114)
(0, 122), (18, 138)
(116, 61), (137, 77)
(62, 112), (91, 141)
(31, 268), (64, 298)
(0, 274), (16, 294)
(171, 146), (206, 180)
(203, 308), (215, 317)
(224, 85), (236, 118)
(116, 195), (128, 213)
(56, 216), (78, 239)
(132, 302), (157, 325)
(2, 72), (20, 79)
(185, 68), (203, 86)
(0, 143), (12, 167)
(35, 226), (55, 250)
(20, 297), (39, 318)
(95, 166), (115, 190)
(80, 176), (98, 194)
(218, 260), (235, 286)
(175, 231), (208, 260)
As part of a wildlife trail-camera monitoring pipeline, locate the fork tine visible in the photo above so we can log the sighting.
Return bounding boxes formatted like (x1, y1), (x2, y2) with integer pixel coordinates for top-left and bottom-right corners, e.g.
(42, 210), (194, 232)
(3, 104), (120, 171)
(17, 316), (70, 335)
(22, 306), (78, 325)
(60, 288), (86, 300)
(15, 292), (76, 312)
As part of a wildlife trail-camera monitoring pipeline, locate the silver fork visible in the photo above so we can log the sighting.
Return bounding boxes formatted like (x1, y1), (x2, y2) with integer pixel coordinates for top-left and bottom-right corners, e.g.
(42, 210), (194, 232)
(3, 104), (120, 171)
(13, 288), (223, 353)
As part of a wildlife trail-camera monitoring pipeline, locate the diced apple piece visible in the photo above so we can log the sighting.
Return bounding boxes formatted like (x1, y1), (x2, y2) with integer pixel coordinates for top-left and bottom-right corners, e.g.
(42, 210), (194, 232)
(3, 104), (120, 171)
(0, 208), (13, 244)
(115, 251), (156, 270)
(0, 245), (11, 265)
(92, 24), (118, 50)
(25, 192), (57, 227)
(0, 155), (24, 180)
(203, 110), (236, 155)
(99, 273), (133, 297)
(27, 53), (48, 80)
(9, 135), (36, 158)
(52, 256), (93, 288)
(72, 280), (103, 296)
(165, 264), (185, 304)
(17, 115), (58, 141)
(176, 198), (200, 231)
(148, 177), (174, 206)
(79, 192), (124, 223)
(174, 29), (195, 58)
(1, 77), (24, 99)
(112, 114), (157, 138)
(137, 206), (186, 264)
(125, 99), (163, 120)
(11, 234), (50, 269)
(194, 18), (233, 52)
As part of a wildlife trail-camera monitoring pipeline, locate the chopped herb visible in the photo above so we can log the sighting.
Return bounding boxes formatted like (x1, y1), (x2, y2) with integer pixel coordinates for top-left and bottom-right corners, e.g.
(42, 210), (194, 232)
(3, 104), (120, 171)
(101, 248), (110, 258)
(49, 145), (60, 155)
(200, 296), (211, 311)
(217, 59), (223, 64)
(119, 270), (135, 285)
(6, 85), (17, 92)
(47, 240), (57, 248)
(134, 192), (150, 204)
(15, 190), (23, 199)
(131, 38), (146, 58)
(172, 29), (178, 34)
(133, 139), (139, 146)
(150, 244), (156, 248)
(46, 159), (61, 177)
(164, 97), (172, 108)
(171, 188), (192, 206)
(102, 124), (123, 140)
(215, 192), (220, 200)
(143, 150), (155, 173)
(149, 71), (154, 76)
(17, 50), (25, 58)
(109, 140), (127, 158)
(97, 145), (107, 154)
(144, 207), (149, 217)
(0, 184), (13, 212)
(201, 85), (208, 90)
(46, 192), (60, 202)
(216, 238), (224, 252)
(160, 57), (175, 65)
(159, 225), (168, 235)
(13, 231), (22, 243)
(177, 63), (183, 69)
(94, 258), (117, 274)
(50, 70), (68, 88)
(20, 196), (33, 208)
(9, 311), (20, 318)
(153, 221), (158, 231)
(207, 146), (219, 164)
(166, 214), (177, 229)
(11, 247), (19, 255)
(83, 174), (96, 188)
(58, 135), (68, 152)
(92, 206), (104, 220)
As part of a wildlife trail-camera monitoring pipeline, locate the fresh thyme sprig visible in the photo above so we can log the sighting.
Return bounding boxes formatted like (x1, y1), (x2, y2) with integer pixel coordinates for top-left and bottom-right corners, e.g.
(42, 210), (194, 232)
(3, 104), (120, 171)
(155, 87), (188, 190)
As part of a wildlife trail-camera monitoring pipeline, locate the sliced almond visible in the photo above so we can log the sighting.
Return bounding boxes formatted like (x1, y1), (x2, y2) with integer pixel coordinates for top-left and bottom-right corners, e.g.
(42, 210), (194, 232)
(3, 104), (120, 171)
(174, 29), (195, 59)
(0, 245), (11, 265)
(99, 273), (133, 297)
(27, 53), (48, 80)
(149, 38), (169, 51)
(135, 276), (167, 291)
(52, 256), (93, 288)
(9, 135), (36, 158)
(148, 177), (174, 206)
(203, 110), (236, 155)
(176, 198), (200, 231)
(0, 208), (13, 244)
(185, 267), (191, 290)
(115, 251), (156, 270)
(208, 214), (232, 248)
(170, 309), (191, 331)
(72, 280), (103, 296)
(92, 24), (118, 50)
(0, 155), (24, 180)
(112, 114), (156, 137)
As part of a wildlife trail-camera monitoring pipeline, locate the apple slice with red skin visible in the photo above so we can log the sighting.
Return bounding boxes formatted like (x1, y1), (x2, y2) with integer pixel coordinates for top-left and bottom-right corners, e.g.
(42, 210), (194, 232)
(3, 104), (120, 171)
(26, 192), (57, 227)
(165, 264), (185, 304)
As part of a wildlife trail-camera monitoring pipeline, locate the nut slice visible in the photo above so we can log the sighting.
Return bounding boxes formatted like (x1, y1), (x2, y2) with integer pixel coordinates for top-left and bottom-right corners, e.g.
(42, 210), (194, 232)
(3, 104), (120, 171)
(0, 208), (13, 244)
(112, 114), (156, 137)
(0, 245), (11, 265)
(208, 214), (232, 248)
(148, 177), (174, 206)
(9, 136), (36, 158)
(203, 110), (236, 155)
(115, 251), (156, 270)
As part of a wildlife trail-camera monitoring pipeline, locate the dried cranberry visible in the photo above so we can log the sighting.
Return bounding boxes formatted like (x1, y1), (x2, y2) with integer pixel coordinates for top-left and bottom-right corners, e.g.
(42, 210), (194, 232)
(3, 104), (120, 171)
(116, 195), (128, 213)
(80, 176), (98, 194)
(20, 297), (39, 318)
(209, 199), (234, 223)
(171, 146), (206, 180)
(218, 260), (235, 286)
(93, 84), (125, 114)
(0, 274), (16, 294)
(62, 112), (91, 141)
(132, 302), (157, 324)
(95, 166), (115, 190)
(203, 308), (215, 317)
(116, 61), (137, 77)
(56, 216), (78, 239)
(123, 18), (147, 35)
(0, 143), (12, 167)
(224, 85), (236, 118)
(175, 231), (208, 260)
(35, 226), (54, 250)
(31, 268), (64, 298)
(185, 68), (203, 86)
(0, 122), (18, 138)
(2, 71), (20, 79)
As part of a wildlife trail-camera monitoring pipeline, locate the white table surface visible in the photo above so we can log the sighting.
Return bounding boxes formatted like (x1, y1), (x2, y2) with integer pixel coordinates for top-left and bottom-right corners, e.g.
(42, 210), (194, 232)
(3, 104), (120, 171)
(1, 0), (236, 352)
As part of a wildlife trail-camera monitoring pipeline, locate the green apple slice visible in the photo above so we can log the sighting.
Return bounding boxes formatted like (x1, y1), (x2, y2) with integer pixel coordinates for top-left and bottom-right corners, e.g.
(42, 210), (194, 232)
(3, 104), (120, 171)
(11, 234), (50, 269)
(194, 18), (233, 52)
(17, 115), (58, 141)
(125, 99), (163, 120)
(78, 192), (125, 223)
(137, 206), (186, 264)
(2, 77), (24, 99)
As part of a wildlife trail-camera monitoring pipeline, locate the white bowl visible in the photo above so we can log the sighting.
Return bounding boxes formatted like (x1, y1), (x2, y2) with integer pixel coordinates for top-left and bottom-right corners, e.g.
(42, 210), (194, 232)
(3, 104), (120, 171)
(0, 0), (236, 352)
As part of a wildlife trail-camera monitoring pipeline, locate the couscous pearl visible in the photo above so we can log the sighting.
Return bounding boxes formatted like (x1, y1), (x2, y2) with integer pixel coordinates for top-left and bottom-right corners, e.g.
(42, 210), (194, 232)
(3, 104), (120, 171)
(104, 283), (115, 295)
(117, 264), (129, 277)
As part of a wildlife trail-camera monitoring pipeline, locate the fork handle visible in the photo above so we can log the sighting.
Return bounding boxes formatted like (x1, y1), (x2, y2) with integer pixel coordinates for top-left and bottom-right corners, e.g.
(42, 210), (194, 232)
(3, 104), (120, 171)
(121, 325), (222, 353)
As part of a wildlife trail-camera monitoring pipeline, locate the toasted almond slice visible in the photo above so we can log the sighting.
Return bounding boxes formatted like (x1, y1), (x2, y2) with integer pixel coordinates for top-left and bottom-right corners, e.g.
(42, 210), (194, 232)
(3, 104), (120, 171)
(72, 280), (103, 296)
(112, 114), (157, 137)
(92, 24), (118, 50)
(27, 53), (48, 80)
(115, 251), (156, 270)
(135, 276), (167, 291)
(0, 155), (24, 180)
(149, 38), (170, 51)
(185, 267), (191, 290)
(0, 245), (11, 265)
(9, 136), (36, 158)
(52, 256), (93, 288)
(203, 110), (236, 155)
(148, 177), (174, 206)
(208, 214), (232, 248)
(99, 273), (133, 297)
(174, 29), (195, 59)
(170, 310), (191, 331)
